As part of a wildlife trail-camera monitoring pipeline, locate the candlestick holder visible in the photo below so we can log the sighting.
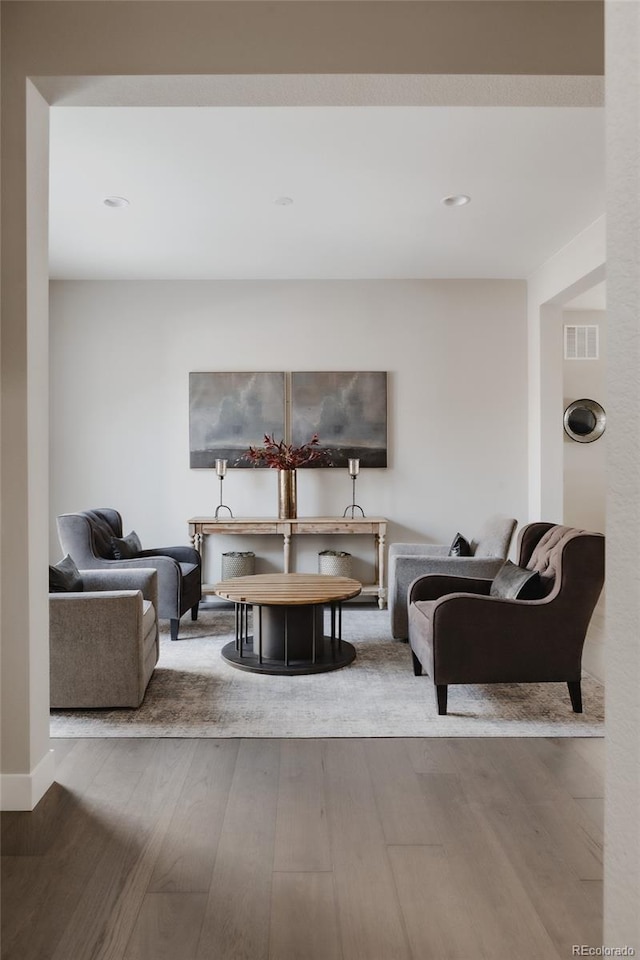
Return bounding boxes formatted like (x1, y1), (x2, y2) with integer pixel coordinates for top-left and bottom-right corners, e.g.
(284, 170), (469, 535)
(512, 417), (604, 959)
(343, 458), (365, 518)
(214, 459), (233, 518)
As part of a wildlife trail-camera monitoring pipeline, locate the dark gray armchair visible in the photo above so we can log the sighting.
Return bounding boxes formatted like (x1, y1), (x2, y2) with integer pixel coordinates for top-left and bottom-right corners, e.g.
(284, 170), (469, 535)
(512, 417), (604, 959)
(388, 515), (517, 640)
(56, 508), (201, 640)
(408, 522), (605, 715)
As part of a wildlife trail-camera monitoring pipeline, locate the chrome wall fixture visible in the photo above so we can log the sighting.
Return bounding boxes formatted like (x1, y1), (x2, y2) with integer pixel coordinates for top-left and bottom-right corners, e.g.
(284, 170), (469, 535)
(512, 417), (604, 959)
(563, 399), (607, 443)
(214, 459), (234, 517)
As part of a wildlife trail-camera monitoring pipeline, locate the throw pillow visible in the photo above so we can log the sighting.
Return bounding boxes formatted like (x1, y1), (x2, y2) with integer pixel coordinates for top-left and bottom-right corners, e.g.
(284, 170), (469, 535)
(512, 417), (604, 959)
(490, 560), (542, 601)
(49, 554), (83, 593)
(448, 533), (471, 557)
(111, 530), (142, 560)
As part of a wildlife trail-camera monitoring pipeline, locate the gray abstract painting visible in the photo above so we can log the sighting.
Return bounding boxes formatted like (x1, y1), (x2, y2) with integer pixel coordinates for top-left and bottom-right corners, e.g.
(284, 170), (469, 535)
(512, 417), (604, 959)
(291, 371), (387, 467)
(189, 372), (285, 468)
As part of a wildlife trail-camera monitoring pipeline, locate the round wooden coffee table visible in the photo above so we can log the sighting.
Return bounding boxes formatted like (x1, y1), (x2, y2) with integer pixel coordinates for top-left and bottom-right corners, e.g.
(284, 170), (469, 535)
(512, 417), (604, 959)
(214, 573), (362, 675)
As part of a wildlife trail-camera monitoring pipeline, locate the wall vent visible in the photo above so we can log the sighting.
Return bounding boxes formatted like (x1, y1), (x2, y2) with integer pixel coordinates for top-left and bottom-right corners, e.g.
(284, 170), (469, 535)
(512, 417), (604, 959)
(564, 324), (599, 360)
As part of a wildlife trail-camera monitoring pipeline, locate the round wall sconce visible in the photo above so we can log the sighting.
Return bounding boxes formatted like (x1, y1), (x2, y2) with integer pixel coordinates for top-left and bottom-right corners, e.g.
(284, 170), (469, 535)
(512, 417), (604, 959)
(563, 399), (606, 443)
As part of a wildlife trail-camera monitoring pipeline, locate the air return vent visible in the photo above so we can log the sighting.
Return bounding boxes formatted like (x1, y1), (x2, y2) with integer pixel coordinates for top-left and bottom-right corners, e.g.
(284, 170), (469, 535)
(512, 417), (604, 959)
(564, 324), (599, 360)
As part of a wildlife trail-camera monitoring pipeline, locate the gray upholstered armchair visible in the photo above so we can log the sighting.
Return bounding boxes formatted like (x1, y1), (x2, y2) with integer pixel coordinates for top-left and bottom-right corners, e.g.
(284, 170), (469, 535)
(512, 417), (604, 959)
(50, 567), (159, 708)
(56, 508), (202, 640)
(388, 515), (517, 640)
(408, 522), (605, 715)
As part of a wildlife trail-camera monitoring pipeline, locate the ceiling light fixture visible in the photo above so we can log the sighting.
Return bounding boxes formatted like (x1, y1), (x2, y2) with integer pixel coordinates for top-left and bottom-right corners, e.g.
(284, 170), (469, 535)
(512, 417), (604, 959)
(275, 196), (293, 206)
(103, 196), (130, 208)
(441, 195), (471, 207)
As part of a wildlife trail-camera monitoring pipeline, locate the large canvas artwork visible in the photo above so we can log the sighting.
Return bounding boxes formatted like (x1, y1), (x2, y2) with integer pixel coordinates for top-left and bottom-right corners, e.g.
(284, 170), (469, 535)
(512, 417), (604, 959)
(189, 372), (285, 468)
(291, 371), (388, 467)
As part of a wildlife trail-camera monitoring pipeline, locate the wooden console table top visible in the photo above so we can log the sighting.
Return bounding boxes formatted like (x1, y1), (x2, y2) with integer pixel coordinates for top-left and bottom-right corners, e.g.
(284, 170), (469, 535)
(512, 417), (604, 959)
(189, 516), (387, 533)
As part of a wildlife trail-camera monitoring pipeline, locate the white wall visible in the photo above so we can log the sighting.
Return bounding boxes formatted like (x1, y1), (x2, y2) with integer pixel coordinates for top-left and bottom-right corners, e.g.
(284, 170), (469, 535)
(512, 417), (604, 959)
(49, 279), (528, 583)
(563, 309), (607, 533)
(604, 0), (640, 947)
(526, 216), (606, 522)
(562, 308), (607, 683)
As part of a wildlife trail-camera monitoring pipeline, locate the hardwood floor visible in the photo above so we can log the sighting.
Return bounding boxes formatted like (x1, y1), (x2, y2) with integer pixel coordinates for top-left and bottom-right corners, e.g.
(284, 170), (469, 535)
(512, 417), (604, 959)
(1, 736), (604, 960)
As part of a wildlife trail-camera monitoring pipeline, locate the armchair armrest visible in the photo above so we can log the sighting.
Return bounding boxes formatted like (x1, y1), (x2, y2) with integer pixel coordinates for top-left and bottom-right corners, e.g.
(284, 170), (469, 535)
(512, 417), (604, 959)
(389, 542), (449, 560)
(50, 588), (142, 609)
(138, 545), (201, 566)
(409, 573), (492, 604)
(80, 568), (158, 610)
(398, 556), (505, 576)
(96, 555), (181, 616)
(49, 590), (145, 645)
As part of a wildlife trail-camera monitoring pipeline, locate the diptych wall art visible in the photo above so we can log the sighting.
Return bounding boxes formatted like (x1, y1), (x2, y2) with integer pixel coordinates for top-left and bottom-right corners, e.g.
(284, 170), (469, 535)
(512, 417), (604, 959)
(189, 370), (388, 468)
(189, 372), (285, 468)
(291, 371), (388, 468)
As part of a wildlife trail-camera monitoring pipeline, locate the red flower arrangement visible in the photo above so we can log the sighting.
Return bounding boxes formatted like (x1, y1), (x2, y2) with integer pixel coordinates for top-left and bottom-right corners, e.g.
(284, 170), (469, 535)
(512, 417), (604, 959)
(245, 433), (330, 469)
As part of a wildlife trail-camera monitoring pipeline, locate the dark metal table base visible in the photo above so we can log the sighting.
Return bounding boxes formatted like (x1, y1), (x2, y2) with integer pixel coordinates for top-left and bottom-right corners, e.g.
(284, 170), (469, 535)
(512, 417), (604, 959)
(221, 601), (356, 675)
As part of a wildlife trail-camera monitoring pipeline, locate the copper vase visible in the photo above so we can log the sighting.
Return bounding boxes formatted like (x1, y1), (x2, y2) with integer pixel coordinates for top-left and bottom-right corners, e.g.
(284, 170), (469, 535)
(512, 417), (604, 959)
(278, 469), (297, 519)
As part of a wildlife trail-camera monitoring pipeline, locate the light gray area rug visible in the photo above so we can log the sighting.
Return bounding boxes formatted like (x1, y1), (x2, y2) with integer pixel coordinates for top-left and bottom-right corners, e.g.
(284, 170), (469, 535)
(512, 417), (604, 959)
(50, 607), (605, 738)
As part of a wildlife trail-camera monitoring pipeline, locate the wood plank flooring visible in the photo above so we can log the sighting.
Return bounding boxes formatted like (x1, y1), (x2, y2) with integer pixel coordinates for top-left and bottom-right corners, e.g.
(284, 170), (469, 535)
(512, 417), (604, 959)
(1, 736), (604, 960)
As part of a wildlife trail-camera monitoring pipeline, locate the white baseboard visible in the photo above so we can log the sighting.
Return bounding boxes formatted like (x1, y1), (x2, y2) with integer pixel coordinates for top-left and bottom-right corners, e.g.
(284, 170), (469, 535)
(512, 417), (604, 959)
(1, 748), (56, 811)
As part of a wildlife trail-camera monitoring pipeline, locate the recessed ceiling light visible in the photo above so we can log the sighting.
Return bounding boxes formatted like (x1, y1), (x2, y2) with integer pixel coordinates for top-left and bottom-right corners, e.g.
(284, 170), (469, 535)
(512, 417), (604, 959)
(275, 196), (293, 206)
(103, 196), (130, 208)
(441, 195), (471, 207)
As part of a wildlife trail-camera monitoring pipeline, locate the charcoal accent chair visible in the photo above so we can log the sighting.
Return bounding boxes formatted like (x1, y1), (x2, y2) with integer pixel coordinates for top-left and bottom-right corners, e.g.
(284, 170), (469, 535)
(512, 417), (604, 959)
(50, 567), (159, 708)
(407, 522), (605, 716)
(389, 515), (517, 640)
(57, 508), (202, 641)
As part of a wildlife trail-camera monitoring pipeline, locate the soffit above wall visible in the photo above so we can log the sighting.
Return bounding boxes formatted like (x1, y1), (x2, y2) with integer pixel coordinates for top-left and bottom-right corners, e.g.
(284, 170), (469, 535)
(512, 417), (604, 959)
(564, 281), (606, 310)
(35, 73), (604, 108)
(4, 1), (604, 78)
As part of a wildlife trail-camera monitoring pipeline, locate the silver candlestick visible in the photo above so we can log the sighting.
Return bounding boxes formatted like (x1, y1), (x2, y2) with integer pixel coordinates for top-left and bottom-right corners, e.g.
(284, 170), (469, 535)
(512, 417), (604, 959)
(343, 458), (365, 518)
(214, 459), (233, 518)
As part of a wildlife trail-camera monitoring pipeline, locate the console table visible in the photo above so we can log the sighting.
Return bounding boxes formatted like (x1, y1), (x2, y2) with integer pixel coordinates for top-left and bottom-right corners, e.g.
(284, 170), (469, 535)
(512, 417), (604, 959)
(188, 515), (387, 608)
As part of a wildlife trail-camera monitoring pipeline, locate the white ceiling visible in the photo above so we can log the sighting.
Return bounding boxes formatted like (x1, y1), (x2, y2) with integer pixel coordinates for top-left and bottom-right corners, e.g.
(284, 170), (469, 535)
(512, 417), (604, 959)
(49, 105), (604, 280)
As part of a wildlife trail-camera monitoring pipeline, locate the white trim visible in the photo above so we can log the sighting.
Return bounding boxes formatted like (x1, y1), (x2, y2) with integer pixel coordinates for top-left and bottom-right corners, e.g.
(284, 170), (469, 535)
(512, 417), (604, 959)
(1, 749), (55, 811)
(33, 73), (603, 109)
